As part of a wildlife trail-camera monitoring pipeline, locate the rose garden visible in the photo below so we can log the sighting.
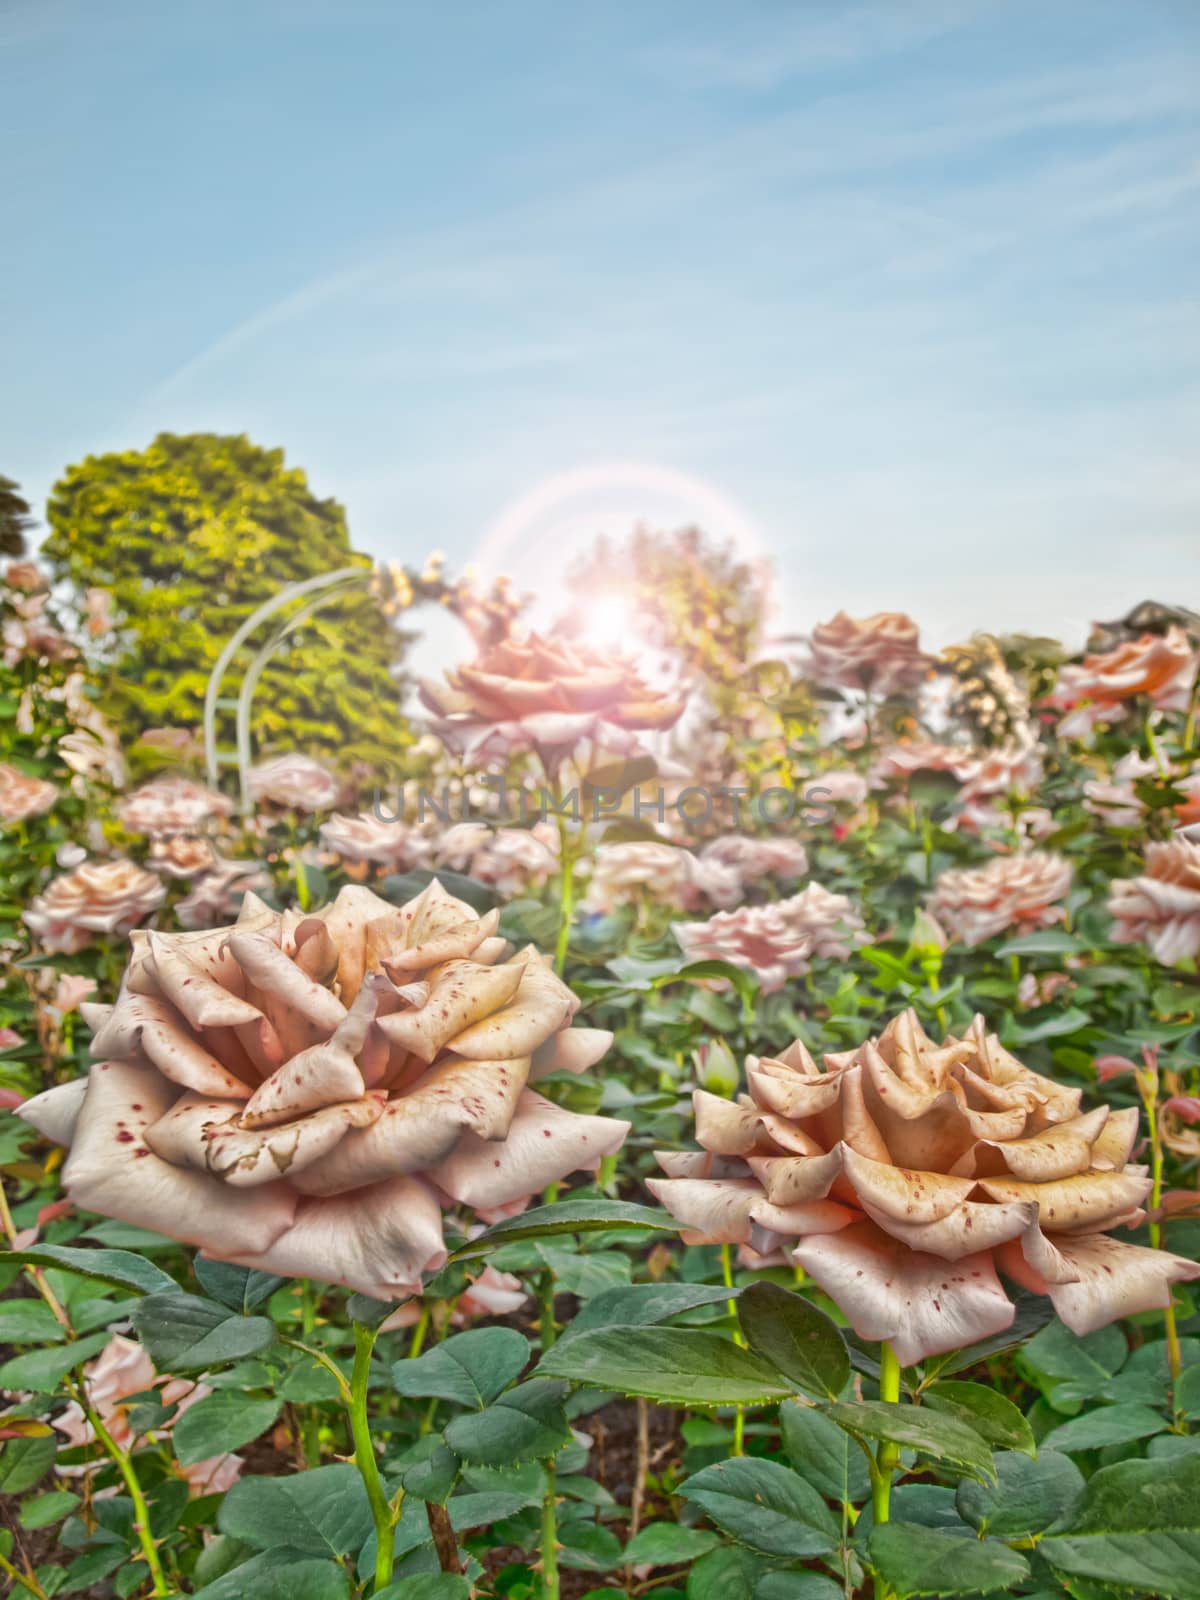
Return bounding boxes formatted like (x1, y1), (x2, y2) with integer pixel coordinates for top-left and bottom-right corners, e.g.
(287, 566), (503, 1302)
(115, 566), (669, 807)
(2, 440), (1200, 1600)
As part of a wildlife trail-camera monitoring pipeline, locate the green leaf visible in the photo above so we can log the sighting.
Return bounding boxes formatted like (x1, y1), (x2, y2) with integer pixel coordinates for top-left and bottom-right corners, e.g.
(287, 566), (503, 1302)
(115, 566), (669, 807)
(1018, 1319), (1127, 1396)
(560, 1282), (734, 1340)
(623, 1523), (722, 1566)
(217, 1464), (372, 1559)
(450, 1198), (672, 1259)
(686, 1547), (764, 1600)
(19, 1490), (81, 1529)
(538, 1328), (795, 1406)
(737, 1282), (849, 1400)
(995, 930), (1086, 956)
(956, 1450), (1085, 1539)
(193, 1551), (351, 1599)
(172, 1392), (282, 1465)
(780, 1401), (871, 1504)
(131, 1292), (275, 1372)
(755, 1577), (843, 1600)
(559, 1521), (625, 1571)
(820, 1400), (995, 1484)
(0, 1329), (111, 1392)
(1041, 1456), (1200, 1598)
(679, 1457), (838, 1559)
(1041, 1403), (1168, 1455)
(535, 1244), (631, 1298)
(391, 1327), (530, 1409)
(375, 1580), (472, 1600)
(0, 1245), (178, 1297)
(655, 960), (758, 1016)
(923, 1291), (1053, 1378)
(923, 1380), (1035, 1454)
(0, 1433), (58, 1492)
(1176, 1363), (1200, 1420)
(0, 1300), (68, 1343)
(442, 1378), (572, 1465)
(867, 1523), (1030, 1597)
(193, 1259), (285, 1313)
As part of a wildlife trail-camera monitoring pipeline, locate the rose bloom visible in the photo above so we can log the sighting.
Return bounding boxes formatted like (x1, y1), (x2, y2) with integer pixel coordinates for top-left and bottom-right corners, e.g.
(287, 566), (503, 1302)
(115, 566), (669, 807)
(4, 560), (48, 594)
(698, 835), (809, 887)
(673, 883), (868, 993)
(647, 1010), (1200, 1364)
(806, 611), (932, 698)
(0, 761), (58, 823)
(1109, 838), (1200, 965)
(23, 860), (166, 954)
(120, 777), (234, 838)
(927, 851), (1072, 948)
(434, 822), (559, 898)
(320, 812), (433, 872)
(584, 841), (739, 915)
(1049, 627), (1197, 738)
(806, 769), (869, 809)
(19, 880), (626, 1299)
(1083, 752), (1159, 829)
(419, 631), (685, 764)
(150, 836), (218, 880)
(53, 1334), (241, 1496)
(872, 739), (975, 788)
(248, 753), (345, 813)
(175, 857), (272, 930)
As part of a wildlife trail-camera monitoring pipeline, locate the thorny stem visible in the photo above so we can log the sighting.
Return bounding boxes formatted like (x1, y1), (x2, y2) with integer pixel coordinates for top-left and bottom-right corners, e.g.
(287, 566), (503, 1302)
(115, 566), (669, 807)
(629, 1396), (650, 1537)
(1145, 1092), (1183, 1384)
(721, 1243), (746, 1456)
(407, 1300), (433, 1360)
(0, 1183), (71, 1329)
(299, 1280), (323, 1467)
(539, 1266), (561, 1600)
(349, 1321), (399, 1592)
(0, 1549), (49, 1600)
(65, 1373), (170, 1597)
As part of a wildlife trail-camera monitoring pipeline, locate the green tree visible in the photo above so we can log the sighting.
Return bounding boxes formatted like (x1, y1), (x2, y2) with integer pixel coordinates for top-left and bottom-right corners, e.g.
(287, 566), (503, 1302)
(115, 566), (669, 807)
(41, 433), (411, 775)
(0, 473), (35, 556)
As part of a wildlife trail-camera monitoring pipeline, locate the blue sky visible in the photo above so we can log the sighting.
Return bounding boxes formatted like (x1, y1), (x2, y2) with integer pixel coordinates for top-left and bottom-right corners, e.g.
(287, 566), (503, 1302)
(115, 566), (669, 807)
(3, 0), (1198, 656)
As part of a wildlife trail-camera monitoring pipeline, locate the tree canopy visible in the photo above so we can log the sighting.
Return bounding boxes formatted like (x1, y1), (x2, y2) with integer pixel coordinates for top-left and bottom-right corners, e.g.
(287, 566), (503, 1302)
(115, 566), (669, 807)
(41, 433), (411, 774)
(0, 473), (35, 556)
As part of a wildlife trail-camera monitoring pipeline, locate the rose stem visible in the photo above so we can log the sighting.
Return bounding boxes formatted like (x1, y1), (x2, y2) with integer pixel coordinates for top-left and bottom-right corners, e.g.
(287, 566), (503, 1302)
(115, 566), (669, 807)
(553, 814), (577, 975)
(299, 1280), (323, 1467)
(425, 1500), (464, 1574)
(870, 1341), (902, 1528)
(0, 1182), (71, 1330)
(0, 1549), (50, 1600)
(348, 1320), (398, 1591)
(720, 1243), (746, 1456)
(64, 1372), (170, 1597)
(538, 1268), (561, 1600)
(1145, 1083), (1183, 1384)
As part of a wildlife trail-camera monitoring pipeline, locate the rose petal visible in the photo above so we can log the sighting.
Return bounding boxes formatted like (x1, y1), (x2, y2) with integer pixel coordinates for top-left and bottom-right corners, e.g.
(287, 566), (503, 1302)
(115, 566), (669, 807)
(447, 949), (576, 1059)
(653, 1149), (750, 1179)
(1088, 1106), (1140, 1169)
(841, 1144), (975, 1223)
(378, 958), (523, 1064)
(216, 1175), (448, 1299)
(1026, 1233), (1200, 1335)
(145, 932), (262, 1030)
(861, 1197), (1037, 1259)
(60, 1062), (296, 1254)
(17, 1078), (88, 1145)
(978, 1168), (1152, 1231)
(793, 1217), (1016, 1366)
(429, 1088), (628, 1208)
(747, 1149), (845, 1205)
(144, 1092), (385, 1186)
(983, 1106), (1111, 1182)
(530, 1027), (613, 1080)
(89, 995), (251, 1100)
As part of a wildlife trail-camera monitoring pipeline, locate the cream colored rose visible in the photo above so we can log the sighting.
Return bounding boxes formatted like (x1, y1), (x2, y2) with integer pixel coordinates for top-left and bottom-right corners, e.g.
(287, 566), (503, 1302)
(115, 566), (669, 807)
(698, 835), (809, 886)
(320, 812), (433, 871)
(0, 761), (58, 823)
(120, 778), (234, 838)
(928, 851), (1072, 947)
(149, 836), (218, 880)
(672, 883), (868, 993)
(419, 632), (685, 761)
(19, 880), (626, 1300)
(176, 857), (271, 930)
(648, 1010), (1200, 1364)
(248, 754), (344, 812)
(584, 842), (739, 915)
(806, 611), (932, 697)
(23, 860), (166, 954)
(1109, 838), (1200, 965)
(434, 823), (559, 898)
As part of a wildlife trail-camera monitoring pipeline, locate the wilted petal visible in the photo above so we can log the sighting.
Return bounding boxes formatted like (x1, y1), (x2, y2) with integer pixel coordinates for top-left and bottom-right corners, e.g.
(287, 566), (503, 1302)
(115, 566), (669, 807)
(793, 1218), (1016, 1366)
(89, 995), (251, 1100)
(1031, 1234), (1200, 1335)
(1088, 1106), (1140, 1170)
(979, 1168), (1152, 1231)
(983, 1106), (1111, 1181)
(841, 1145), (974, 1223)
(862, 1198), (1037, 1260)
(429, 1089), (628, 1208)
(747, 1149), (844, 1205)
(217, 1175), (448, 1300)
(61, 1062), (296, 1255)
(380, 959), (523, 1063)
(447, 950), (575, 1059)
(145, 1092), (385, 1186)
(530, 1027), (613, 1080)
(17, 1078), (88, 1145)
(293, 1055), (531, 1196)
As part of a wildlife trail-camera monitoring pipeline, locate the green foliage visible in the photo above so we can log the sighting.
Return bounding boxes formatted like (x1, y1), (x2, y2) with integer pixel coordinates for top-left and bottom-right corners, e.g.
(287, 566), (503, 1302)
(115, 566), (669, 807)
(0, 473), (34, 555)
(41, 432), (410, 771)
